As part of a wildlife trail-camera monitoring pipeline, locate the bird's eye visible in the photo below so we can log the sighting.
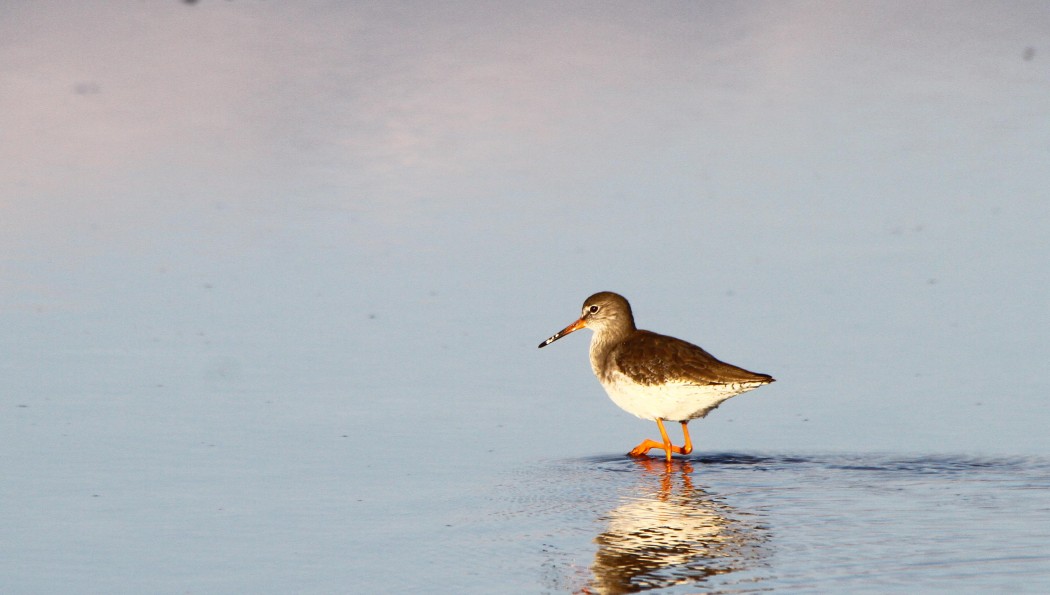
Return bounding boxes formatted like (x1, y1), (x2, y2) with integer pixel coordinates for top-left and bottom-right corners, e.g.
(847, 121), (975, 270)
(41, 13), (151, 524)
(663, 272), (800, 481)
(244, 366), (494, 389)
(588, 305), (600, 314)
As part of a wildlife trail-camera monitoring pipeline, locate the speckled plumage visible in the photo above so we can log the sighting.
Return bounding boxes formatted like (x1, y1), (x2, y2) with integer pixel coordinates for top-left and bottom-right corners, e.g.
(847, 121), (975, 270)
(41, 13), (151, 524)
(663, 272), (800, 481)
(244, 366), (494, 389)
(601, 329), (772, 388)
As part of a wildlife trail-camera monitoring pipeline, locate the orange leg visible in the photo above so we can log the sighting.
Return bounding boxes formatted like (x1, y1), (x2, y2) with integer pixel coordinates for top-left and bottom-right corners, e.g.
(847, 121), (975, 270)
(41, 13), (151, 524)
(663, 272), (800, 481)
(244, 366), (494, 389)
(628, 419), (693, 462)
(679, 421), (693, 455)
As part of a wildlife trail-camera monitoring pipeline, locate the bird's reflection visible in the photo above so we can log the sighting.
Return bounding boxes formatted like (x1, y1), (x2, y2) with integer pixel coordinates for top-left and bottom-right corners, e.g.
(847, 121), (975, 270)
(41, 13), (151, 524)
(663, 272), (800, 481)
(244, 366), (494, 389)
(586, 458), (769, 594)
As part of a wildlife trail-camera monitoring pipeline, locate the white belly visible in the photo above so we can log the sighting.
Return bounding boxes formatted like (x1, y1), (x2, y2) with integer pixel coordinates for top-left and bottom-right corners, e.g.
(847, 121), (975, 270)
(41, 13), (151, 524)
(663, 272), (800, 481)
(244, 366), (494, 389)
(600, 371), (763, 421)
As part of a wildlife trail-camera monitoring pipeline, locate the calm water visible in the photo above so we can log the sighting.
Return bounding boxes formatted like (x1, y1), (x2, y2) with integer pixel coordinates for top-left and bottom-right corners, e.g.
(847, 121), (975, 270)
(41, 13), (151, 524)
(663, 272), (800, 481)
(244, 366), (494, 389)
(4, 2), (1050, 593)
(478, 454), (1050, 593)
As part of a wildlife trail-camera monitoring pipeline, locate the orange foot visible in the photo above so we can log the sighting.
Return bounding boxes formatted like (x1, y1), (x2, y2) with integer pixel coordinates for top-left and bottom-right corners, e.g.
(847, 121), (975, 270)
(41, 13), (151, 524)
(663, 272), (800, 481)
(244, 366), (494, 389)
(627, 420), (693, 462)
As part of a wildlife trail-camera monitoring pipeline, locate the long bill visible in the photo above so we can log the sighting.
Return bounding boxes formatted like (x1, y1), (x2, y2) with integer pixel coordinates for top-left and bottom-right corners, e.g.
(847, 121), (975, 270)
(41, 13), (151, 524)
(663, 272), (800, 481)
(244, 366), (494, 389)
(537, 318), (586, 348)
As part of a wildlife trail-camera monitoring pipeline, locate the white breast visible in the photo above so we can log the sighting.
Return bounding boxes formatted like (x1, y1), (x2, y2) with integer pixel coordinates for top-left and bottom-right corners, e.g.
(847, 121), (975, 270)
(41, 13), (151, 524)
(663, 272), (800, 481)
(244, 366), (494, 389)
(600, 370), (764, 421)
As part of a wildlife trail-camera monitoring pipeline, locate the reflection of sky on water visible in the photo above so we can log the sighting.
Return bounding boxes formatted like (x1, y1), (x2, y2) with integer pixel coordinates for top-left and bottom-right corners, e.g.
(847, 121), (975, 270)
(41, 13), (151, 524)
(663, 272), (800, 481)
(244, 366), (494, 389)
(3, 1), (1048, 456)
(3, 3), (1050, 591)
(513, 454), (1050, 593)
(730, 454), (1050, 591)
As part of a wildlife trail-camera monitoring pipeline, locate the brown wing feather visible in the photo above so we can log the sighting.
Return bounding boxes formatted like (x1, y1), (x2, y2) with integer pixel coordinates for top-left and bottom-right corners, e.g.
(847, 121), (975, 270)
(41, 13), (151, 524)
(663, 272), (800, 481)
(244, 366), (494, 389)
(611, 330), (774, 386)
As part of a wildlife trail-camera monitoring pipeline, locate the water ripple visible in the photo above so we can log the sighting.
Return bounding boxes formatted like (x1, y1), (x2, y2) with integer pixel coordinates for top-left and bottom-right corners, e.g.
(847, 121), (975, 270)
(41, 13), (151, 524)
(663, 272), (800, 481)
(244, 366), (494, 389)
(486, 452), (1050, 593)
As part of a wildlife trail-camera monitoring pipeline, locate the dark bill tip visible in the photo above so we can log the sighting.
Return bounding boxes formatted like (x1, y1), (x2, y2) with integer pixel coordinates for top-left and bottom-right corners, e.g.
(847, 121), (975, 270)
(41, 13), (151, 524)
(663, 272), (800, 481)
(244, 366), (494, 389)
(537, 318), (585, 349)
(538, 334), (560, 348)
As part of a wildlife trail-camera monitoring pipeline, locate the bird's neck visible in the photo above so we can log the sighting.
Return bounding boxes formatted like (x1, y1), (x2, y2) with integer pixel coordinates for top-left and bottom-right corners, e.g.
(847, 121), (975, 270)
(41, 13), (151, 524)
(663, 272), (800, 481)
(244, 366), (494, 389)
(588, 325), (634, 380)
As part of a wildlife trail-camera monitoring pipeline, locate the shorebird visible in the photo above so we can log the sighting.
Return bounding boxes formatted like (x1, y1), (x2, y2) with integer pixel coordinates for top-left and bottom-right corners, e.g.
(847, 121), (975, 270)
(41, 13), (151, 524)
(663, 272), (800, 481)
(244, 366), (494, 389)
(539, 291), (774, 462)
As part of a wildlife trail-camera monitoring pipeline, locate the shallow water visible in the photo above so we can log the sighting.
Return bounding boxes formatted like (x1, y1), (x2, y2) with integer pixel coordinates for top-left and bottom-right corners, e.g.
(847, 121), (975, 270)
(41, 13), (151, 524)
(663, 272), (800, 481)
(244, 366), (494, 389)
(3, 2), (1050, 593)
(478, 453), (1050, 593)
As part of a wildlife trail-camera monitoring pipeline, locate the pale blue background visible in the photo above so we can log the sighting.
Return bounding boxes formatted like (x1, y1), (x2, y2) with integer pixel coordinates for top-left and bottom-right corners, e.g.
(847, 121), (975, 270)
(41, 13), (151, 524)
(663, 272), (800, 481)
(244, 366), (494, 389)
(2, 2), (1048, 592)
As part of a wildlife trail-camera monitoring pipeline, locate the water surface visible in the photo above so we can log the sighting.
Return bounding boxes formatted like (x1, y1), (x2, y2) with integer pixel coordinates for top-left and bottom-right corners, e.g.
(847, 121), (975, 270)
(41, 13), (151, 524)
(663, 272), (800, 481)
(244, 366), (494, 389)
(3, 2), (1050, 592)
(481, 453), (1050, 593)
